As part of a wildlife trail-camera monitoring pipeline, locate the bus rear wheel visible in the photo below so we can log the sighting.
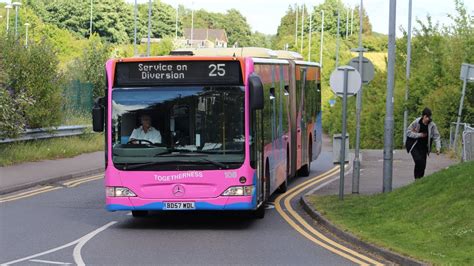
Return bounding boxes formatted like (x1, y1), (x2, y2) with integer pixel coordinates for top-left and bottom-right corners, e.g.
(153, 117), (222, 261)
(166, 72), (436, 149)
(299, 140), (312, 177)
(132, 210), (148, 217)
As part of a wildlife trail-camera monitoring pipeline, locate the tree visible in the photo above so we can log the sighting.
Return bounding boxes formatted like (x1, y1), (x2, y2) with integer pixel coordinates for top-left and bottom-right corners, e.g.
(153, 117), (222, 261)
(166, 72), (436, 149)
(67, 34), (111, 98)
(30, 0), (134, 44)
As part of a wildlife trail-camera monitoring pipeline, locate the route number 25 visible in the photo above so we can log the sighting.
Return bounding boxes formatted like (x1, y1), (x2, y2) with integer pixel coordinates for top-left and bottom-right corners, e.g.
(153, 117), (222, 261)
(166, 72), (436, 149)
(209, 64), (226, 77)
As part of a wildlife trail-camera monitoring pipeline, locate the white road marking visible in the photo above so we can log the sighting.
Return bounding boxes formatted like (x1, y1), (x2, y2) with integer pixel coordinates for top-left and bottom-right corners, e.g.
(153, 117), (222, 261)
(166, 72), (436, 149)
(73, 221), (117, 266)
(1, 221), (117, 265)
(29, 259), (71, 265)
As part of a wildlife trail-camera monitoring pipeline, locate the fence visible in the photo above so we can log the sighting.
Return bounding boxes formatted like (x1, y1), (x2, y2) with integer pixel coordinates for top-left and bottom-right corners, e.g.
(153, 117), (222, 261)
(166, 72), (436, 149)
(0, 125), (90, 144)
(462, 126), (474, 162)
(63, 80), (93, 115)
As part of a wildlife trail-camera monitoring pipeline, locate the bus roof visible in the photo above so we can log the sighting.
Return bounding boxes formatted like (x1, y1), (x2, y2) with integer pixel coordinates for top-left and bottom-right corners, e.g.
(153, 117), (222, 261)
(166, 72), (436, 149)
(171, 47), (306, 61)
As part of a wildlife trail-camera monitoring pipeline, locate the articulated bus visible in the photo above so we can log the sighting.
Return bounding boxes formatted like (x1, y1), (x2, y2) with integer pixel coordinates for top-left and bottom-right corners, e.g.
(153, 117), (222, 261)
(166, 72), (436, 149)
(92, 47), (321, 218)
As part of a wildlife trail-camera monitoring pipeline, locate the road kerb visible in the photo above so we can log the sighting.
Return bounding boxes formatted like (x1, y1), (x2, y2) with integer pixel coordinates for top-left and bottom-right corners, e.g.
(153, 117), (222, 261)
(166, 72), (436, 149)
(0, 168), (104, 195)
(300, 196), (426, 266)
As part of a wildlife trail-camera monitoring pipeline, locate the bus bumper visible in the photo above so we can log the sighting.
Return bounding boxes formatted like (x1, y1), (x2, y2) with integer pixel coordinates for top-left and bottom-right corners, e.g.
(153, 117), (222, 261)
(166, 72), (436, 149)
(106, 195), (257, 211)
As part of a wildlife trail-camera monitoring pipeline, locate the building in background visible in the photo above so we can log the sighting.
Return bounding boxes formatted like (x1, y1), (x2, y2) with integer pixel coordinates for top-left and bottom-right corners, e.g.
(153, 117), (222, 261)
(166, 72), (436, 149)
(180, 28), (228, 48)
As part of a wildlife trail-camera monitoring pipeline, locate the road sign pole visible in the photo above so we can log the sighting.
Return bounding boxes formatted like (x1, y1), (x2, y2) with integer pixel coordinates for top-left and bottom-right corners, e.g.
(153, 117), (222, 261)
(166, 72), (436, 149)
(454, 66), (469, 149)
(339, 68), (350, 200)
(335, 11), (340, 67)
(352, 0), (364, 194)
(383, 0), (397, 193)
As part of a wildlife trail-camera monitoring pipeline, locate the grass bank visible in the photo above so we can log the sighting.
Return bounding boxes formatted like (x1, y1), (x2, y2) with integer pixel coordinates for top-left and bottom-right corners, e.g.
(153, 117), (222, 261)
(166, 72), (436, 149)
(307, 161), (474, 265)
(0, 133), (104, 166)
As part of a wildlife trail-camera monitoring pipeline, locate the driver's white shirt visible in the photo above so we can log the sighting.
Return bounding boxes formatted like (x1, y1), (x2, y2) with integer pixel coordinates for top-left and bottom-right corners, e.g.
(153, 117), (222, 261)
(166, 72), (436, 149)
(130, 126), (161, 144)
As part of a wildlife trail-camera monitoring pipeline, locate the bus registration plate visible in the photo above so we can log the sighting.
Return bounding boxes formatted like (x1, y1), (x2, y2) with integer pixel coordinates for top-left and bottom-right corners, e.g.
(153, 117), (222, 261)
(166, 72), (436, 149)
(164, 202), (196, 210)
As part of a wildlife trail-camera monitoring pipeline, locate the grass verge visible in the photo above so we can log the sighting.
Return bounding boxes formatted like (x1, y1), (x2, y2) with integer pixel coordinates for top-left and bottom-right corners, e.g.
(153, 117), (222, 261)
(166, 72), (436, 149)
(307, 161), (474, 265)
(0, 133), (104, 167)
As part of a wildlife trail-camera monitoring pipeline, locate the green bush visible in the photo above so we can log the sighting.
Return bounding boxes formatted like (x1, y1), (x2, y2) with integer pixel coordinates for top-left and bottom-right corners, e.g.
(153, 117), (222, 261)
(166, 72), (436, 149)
(1, 37), (64, 132)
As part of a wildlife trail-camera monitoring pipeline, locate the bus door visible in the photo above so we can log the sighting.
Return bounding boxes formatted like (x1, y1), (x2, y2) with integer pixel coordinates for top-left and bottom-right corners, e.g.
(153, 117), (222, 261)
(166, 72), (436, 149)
(297, 67), (308, 168)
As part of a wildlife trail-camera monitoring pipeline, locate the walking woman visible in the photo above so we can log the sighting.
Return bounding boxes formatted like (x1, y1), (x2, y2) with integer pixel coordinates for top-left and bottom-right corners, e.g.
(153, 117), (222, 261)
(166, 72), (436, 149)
(405, 108), (441, 179)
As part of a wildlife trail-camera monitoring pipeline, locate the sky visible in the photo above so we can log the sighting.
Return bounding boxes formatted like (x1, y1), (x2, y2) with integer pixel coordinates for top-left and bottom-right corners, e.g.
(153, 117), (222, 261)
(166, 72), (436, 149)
(149, 0), (473, 36)
(1, 0), (472, 36)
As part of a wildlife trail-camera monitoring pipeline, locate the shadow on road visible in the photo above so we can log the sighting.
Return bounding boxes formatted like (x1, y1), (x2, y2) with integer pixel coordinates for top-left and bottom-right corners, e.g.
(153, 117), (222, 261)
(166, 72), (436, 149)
(116, 211), (258, 230)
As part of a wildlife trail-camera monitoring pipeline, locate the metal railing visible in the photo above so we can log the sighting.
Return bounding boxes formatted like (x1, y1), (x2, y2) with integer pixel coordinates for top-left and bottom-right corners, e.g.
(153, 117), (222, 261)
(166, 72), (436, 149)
(463, 126), (474, 162)
(0, 125), (90, 144)
(449, 121), (471, 149)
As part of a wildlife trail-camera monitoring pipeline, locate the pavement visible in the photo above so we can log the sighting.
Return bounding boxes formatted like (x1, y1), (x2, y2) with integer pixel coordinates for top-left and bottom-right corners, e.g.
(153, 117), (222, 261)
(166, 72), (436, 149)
(314, 136), (458, 195)
(0, 152), (104, 195)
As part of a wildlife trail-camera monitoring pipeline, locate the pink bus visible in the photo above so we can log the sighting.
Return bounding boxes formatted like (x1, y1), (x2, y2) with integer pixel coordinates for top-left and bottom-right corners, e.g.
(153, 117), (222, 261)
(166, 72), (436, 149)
(92, 48), (321, 218)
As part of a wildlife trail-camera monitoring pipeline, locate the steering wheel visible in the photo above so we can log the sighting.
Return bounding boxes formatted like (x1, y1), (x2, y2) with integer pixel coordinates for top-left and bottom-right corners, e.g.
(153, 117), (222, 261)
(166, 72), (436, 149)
(127, 139), (153, 145)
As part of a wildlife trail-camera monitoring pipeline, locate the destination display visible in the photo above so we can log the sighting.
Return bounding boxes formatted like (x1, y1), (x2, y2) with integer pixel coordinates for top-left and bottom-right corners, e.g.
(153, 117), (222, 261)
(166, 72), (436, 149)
(114, 61), (243, 86)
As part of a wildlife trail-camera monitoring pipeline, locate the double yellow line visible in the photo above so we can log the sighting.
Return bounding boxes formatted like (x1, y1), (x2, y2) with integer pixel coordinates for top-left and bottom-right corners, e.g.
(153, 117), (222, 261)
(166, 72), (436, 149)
(63, 174), (103, 188)
(275, 167), (384, 266)
(0, 174), (103, 203)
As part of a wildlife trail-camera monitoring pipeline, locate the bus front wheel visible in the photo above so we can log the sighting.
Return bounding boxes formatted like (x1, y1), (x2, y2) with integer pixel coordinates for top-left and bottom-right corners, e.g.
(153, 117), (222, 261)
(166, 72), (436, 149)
(252, 204), (265, 219)
(132, 210), (148, 217)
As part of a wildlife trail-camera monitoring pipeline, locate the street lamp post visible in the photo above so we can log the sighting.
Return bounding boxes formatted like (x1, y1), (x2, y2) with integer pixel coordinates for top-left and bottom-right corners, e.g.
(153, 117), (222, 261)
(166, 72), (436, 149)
(12, 2), (22, 38)
(89, 0), (93, 36)
(403, 0), (413, 146)
(319, 10), (324, 68)
(147, 0), (151, 56)
(5, 5), (12, 34)
(383, 0), (397, 193)
(134, 0), (137, 56)
(24, 22), (29, 47)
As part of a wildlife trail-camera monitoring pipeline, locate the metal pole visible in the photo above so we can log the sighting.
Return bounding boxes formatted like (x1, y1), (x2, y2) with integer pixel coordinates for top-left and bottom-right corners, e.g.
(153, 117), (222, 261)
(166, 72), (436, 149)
(308, 9), (312, 61)
(352, 0), (364, 194)
(454, 67), (469, 149)
(14, 4), (20, 38)
(295, 4), (298, 47)
(320, 10), (324, 68)
(175, 7), (179, 40)
(90, 0), (93, 36)
(147, 0), (151, 56)
(191, 2), (194, 46)
(24, 23), (29, 47)
(335, 11), (340, 67)
(383, 0), (397, 193)
(339, 68), (350, 200)
(350, 7), (354, 36)
(134, 0), (137, 56)
(5, 5), (11, 34)
(345, 9), (349, 39)
(300, 5), (304, 54)
(403, 0), (413, 146)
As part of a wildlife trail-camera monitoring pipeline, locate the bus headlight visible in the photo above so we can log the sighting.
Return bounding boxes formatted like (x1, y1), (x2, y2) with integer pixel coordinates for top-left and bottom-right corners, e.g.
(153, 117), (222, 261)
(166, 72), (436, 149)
(222, 186), (254, 196)
(106, 187), (137, 197)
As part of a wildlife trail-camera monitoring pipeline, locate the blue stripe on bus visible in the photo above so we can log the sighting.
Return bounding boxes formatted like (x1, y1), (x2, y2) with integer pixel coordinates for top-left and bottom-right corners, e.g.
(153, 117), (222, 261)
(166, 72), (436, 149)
(106, 201), (256, 212)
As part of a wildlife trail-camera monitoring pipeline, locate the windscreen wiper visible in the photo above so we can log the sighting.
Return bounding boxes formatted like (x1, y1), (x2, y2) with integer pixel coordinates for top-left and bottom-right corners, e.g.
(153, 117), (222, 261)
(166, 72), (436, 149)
(119, 159), (228, 170)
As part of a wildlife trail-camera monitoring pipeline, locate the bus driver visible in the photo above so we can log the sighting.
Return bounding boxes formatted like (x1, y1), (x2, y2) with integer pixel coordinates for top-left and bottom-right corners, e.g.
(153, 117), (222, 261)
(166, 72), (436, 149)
(129, 114), (162, 144)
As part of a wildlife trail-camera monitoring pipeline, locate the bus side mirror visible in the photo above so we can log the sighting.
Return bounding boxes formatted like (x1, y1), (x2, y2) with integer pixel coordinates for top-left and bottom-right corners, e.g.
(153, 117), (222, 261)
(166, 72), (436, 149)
(249, 74), (264, 110)
(92, 97), (105, 132)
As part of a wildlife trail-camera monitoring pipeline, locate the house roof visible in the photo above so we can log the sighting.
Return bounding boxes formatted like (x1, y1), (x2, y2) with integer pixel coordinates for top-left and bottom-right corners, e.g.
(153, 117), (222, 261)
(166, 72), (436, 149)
(183, 28), (228, 43)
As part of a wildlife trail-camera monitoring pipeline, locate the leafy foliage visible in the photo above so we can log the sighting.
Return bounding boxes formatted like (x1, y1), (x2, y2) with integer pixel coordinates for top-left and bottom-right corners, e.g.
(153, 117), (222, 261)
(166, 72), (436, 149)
(0, 37), (63, 134)
(324, 0), (473, 149)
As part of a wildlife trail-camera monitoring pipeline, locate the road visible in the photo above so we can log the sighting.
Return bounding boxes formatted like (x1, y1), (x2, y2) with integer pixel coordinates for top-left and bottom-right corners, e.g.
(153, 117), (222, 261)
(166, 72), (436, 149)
(0, 152), (384, 265)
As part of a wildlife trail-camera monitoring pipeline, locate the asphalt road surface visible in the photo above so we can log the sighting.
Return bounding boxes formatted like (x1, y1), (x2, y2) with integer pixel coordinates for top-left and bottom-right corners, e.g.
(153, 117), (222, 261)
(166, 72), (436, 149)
(0, 152), (383, 265)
